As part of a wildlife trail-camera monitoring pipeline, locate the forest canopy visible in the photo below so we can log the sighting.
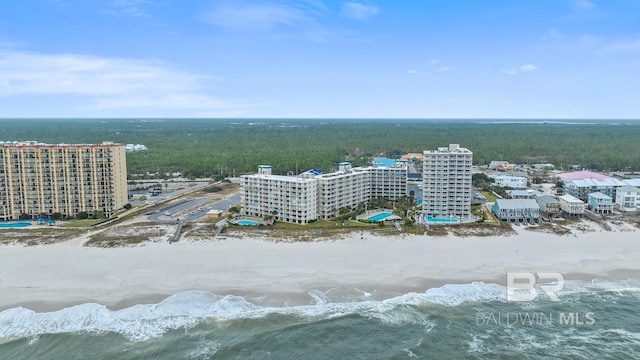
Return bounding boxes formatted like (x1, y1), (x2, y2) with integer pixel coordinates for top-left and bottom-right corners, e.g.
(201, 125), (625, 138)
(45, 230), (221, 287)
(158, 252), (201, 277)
(1, 119), (639, 177)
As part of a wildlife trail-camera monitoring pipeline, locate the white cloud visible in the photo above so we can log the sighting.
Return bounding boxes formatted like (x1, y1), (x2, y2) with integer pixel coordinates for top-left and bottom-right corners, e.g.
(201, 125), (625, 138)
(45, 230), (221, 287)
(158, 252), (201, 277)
(407, 69), (418, 74)
(203, 2), (312, 32)
(0, 50), (248, 114)
(108, 0), (155, 17)
(341, 2), (379, 20)
(436, 66), (452, 73)
(201, 1), (379, 42)
(502, 64), (538, 75)
(431, 59), (438, 64)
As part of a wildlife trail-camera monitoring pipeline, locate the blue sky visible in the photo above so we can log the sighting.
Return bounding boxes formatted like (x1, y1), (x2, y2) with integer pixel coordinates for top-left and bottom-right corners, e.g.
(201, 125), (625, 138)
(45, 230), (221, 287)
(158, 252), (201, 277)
(0, 0), (638, 118)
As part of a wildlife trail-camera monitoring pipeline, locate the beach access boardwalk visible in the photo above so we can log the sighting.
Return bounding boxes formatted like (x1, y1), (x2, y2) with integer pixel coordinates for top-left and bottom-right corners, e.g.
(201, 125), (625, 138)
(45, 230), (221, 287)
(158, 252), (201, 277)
(214, 219), (227, 237)
(169, 221), (184, 243)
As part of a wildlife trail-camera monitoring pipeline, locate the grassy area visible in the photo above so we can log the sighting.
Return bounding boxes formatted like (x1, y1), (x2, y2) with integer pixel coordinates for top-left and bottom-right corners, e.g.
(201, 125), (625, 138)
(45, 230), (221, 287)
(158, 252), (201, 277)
(481, 191), (498, 202)
(524, 222), (572, 236)
(273, 220), (379, 230)
(227, 219), (381, 241)
(425, 225), (449, 236)
(62, 219), (103, 228)
(85, 234), (152, 247)
(449, 222), (515, 237)
(84, 222), (170, 247)
(193, 182), (241, 197)
(219, 183), (241, 195)
(401, 224), (427, 234)
(481, 205), (498, 224)
(0, 228), (84, 245)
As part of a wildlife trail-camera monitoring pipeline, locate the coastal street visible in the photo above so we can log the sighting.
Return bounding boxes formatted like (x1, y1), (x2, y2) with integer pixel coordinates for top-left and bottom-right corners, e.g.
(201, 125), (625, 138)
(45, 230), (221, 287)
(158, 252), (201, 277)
(148, 192), (242, 223)
(129, 181), (210, 207)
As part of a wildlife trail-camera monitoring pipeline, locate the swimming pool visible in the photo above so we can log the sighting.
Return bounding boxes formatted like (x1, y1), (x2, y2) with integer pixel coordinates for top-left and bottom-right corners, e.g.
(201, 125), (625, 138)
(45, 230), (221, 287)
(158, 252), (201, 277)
(0, 222), (32, 228)
(426, 216), (460, 223)
(367, 212), (393, 222)
(236, 220), (262, 226)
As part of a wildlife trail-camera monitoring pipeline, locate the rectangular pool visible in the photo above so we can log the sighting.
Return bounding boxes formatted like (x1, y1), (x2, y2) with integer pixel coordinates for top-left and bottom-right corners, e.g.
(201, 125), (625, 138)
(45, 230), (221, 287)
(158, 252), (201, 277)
(426, 216), (459, 223)
(367, 212), (392, 222)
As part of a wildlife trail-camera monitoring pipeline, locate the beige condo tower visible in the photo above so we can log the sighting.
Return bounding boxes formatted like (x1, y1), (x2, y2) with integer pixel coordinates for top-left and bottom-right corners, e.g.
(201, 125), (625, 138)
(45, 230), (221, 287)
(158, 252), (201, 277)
(0, 141), (127, 220)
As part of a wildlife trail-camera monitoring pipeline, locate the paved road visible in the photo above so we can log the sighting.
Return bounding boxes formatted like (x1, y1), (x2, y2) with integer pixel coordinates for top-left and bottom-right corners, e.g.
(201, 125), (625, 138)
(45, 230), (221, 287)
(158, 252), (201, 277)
(148, 198), (208, 223)
(130, 181), (210, 207)
(209, 193), (242, 212)
(148, 192), (242, 223)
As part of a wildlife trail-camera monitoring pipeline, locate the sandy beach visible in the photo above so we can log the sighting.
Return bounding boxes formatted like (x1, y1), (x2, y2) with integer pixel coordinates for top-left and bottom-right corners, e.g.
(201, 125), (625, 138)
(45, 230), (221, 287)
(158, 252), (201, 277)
(1, 220), (640, 312)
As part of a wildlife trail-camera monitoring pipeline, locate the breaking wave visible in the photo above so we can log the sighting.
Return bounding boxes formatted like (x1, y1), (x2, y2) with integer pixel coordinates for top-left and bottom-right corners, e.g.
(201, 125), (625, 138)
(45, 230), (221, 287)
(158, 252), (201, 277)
(1, 280), (639, 342)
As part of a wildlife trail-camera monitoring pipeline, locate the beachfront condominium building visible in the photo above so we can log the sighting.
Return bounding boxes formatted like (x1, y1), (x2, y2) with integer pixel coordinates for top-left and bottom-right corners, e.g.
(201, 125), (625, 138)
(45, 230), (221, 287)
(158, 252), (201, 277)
(242, 165), (318, 224)
(316, 162), (371, 219)
(422, 144), (473, 219)
(242, 161), (408, 223)
(0, 141), (127, 220)
(369, 159), (408, 200)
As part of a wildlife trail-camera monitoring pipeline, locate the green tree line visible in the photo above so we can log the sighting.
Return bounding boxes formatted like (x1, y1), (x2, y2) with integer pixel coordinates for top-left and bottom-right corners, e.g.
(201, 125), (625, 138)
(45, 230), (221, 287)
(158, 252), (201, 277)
(1, 119), (640, 177)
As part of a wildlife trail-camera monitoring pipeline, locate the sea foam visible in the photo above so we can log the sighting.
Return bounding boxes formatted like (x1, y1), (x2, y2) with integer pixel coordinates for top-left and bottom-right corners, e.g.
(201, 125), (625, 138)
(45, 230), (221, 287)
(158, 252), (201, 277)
(1, 280), (638, 342)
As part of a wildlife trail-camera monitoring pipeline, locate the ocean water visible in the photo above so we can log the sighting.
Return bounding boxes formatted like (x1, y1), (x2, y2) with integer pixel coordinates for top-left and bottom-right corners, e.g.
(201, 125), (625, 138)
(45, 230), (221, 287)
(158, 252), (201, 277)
(1, 281), (640, 359)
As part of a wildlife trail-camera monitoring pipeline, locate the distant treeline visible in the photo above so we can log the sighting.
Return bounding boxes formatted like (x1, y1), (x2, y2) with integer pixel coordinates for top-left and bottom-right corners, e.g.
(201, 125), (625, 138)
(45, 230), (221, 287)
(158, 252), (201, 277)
(1, 118), (640, 177)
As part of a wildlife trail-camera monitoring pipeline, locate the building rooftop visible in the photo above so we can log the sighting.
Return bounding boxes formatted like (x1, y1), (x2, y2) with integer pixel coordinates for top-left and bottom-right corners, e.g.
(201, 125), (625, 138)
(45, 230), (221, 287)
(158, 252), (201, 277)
(623, 179), (640, 187)
(558, 194), (583, 203)
(570, 178), (627, 188)
(243, 173), (317, 183)
(507, 189), (532, 196)
(0, 140), (122, 147)
(401, 153), (424, 160)
(558, 171), (610, 181)
(424, 144), (472, 154)
(536, 195), (560, 206)
(373, 157), (397, 167)
(495, 199), (540, 209)
(617, 185), (640, 193)
(588, 192), (612, 199)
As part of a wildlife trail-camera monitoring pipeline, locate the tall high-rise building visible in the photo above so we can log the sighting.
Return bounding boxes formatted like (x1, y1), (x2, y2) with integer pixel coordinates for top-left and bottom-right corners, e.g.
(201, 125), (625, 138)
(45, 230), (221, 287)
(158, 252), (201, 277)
(242, 160), (408, 224)
(315, 163), (371, 219)
(0, 141), (128, 220)
(242, 165), (318, 224)
(369, 159), (408, 201)
(422, 144), (473, 219)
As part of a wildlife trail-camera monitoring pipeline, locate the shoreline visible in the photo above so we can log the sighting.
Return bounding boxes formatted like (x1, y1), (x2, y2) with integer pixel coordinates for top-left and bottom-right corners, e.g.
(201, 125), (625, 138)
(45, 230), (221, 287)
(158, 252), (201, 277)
(5, 268), (639, 313)
(1, 220), (640, 313)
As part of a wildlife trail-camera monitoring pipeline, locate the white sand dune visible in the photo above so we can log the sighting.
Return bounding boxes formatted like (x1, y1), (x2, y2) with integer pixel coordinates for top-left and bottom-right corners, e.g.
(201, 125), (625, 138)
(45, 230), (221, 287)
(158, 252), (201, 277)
(1, 221), (639, 312)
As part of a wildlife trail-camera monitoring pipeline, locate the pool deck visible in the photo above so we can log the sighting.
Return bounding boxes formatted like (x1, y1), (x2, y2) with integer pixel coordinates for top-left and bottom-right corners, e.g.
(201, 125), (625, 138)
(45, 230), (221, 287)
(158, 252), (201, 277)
(357, 209), (396, 222)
